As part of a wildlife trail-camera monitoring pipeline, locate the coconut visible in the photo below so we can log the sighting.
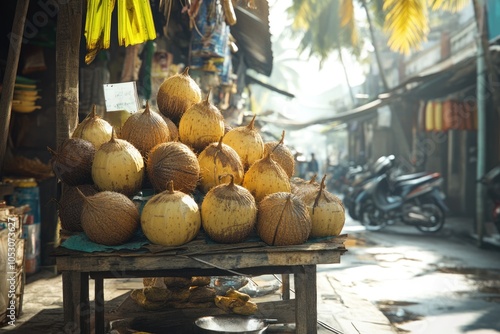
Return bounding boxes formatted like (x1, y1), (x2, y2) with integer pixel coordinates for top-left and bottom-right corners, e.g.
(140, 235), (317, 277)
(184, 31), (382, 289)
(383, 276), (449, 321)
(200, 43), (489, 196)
(79, 189), (140, 245)
(298, 175), (346, 237)
(147, 142), (200, 194)
(141, 180), (201, 247)
(163, 115), (179, 141)
(201, 174), (257, 243)
(222, 115), (264, 170)
(197, 136), (244, 193)
(242, 152), (291, 202)
(72, 105), (113, 149)
(48, 138), (95, 186)
(263, 131), (295, 178)
(291, 175), (320, 198)
(256, 192), (311, 246)
(157, 67), (202, 125)
(92, 130), (144, 196)
(178, 93), (225, 153)
(58, 184), (98, 232)
(120, 101), (170, 157)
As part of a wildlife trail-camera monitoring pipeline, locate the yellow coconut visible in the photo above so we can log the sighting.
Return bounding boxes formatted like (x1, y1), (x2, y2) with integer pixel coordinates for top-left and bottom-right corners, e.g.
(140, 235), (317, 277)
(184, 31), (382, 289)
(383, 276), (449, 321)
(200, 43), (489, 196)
(298, 175), (346, 237)
(72, 105), (113, 149)
(92, 130), (144, 196)
(178, 93), (225, 152)
(141, 180), (201, 247)
(156, 67), (202, 125)
(242, 152), (291, 202)
(201, 174), (257, 243)
(222, 115), (264, 170)
(197, 136), (244, 193)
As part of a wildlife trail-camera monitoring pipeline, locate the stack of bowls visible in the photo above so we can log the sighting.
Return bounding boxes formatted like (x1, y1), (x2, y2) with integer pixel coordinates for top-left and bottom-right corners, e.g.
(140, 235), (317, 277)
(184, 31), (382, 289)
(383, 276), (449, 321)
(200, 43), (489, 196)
(12, 77), (41, 113)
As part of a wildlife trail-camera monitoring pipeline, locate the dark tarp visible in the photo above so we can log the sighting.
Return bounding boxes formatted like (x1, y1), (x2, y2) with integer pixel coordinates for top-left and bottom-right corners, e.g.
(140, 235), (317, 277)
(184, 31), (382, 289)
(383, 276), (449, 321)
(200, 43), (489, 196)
(231, 1), (273, 77)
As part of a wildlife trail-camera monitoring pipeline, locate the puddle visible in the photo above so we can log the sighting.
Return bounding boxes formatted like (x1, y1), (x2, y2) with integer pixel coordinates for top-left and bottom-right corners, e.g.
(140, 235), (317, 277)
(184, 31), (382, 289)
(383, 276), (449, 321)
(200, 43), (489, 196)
(376, 300), (422, 324)
(437, 267), (500, 295)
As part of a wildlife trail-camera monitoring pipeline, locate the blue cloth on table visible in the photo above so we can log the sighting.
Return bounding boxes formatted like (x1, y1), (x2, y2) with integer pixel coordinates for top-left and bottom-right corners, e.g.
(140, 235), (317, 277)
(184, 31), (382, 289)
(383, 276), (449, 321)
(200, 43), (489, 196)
(61, 230), (149, 253)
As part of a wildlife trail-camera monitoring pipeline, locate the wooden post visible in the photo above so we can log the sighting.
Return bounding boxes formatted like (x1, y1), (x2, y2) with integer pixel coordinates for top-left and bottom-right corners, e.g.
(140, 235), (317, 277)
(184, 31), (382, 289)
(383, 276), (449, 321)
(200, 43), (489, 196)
(0, 0), (30, 173)
(55, 0), (82, 148)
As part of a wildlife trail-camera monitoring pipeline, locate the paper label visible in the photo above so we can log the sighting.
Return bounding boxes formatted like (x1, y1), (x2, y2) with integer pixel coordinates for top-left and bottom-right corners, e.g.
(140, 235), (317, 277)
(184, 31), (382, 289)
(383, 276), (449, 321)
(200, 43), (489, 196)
(103, 82), (140, 113)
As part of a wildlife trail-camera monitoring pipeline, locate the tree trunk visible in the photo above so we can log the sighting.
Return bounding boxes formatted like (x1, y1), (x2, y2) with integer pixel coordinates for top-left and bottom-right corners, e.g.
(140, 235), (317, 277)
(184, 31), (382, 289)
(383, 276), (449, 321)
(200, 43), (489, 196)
(56, 0), (82, 148)
(361, 0), (389, 92)
(338, 46), (356, 107)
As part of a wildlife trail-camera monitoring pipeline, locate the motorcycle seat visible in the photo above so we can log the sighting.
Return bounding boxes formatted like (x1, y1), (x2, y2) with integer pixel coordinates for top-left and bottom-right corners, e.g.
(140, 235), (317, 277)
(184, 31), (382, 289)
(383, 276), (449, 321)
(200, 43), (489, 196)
(397, 173), (440, 188)
(392, 172), (429, 184)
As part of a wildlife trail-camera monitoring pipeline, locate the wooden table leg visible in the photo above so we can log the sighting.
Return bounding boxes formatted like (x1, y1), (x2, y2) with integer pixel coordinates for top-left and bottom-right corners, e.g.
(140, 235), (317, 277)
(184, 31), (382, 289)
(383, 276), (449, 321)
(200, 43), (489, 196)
(281, 274), (290, 300)
(62, 271), (90, 333)
(294, 265), (317, 334)
(94, 275), (105, 334)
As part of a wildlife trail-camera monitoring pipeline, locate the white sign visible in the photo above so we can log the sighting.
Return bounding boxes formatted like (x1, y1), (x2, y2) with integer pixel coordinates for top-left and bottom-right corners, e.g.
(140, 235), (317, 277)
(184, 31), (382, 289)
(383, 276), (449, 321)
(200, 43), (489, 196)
(103, 82), (140, 113)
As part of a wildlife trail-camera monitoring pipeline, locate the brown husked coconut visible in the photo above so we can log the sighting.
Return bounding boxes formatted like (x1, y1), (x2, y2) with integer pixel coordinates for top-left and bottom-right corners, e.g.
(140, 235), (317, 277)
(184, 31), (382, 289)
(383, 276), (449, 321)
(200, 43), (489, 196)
(197, 136), (244, 193)
(222, 115), (264, 170)
(79, 189), (140, 245)
(256, 192), (311, 246)
(156, 67), (202, 125)
(163, 115), (179, 141)
(298, 175), (346, 237)
(242, 153), (291, 202)
(178, 93), (225, 153)
(120, 101), (170, 157)
(72, 105), (113, 149)
(58, 184), (98, 232)
(201, 174), (257, 243)
(92, 130), (144, 196)
(48, 138), (96, 186)
(147, 142), (200, 194)
(263, 130), (295, 178)
(141, 180), (201, 247)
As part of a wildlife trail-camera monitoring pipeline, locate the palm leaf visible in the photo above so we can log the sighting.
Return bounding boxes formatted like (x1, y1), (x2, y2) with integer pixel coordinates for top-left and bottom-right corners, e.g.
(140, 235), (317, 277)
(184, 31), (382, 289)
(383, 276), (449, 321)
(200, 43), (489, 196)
(340, 0), (358, 45)
(428, 0), (470, 12)
(383, 0), (429, 54)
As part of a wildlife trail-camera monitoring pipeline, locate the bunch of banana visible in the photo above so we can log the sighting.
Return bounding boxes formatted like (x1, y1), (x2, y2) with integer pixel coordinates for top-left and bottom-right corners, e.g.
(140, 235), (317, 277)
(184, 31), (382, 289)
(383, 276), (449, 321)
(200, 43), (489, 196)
(118, 0), (157, 47)
(84, 0), (157, 65)
(84, 0), (115, 64)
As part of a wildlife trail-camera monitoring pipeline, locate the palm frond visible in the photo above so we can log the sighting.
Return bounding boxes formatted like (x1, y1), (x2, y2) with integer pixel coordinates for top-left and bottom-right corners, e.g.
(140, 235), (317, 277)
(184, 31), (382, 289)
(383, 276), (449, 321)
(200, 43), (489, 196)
(340, 0), (358, 45)
(383, 0), (429, 54)
(428, 0), (470, 12)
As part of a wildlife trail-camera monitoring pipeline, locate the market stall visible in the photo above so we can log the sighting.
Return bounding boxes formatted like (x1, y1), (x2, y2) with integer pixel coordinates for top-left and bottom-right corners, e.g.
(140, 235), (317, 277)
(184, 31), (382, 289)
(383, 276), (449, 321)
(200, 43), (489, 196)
(53, 234), (347, 334)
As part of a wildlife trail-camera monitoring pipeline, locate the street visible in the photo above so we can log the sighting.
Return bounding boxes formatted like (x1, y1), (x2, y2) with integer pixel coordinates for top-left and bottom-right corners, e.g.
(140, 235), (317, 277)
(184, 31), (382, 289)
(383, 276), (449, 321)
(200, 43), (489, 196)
(327, 213), (500, 333)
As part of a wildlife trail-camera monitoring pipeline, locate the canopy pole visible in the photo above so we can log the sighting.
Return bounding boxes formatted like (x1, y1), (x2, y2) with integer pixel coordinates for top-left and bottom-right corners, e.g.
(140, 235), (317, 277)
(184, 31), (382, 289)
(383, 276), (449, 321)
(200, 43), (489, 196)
(0, 0), (30, 174)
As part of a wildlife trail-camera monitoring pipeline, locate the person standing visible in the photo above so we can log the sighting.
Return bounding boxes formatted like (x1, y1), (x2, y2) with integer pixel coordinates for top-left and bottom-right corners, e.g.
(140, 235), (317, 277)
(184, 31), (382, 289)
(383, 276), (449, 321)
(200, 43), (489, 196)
(306, 153), (319, 178)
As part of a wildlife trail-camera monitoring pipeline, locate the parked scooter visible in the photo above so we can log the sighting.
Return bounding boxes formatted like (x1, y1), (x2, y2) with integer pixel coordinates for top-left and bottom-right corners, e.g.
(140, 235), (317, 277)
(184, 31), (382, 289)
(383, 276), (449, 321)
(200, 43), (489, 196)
(356, 167), (448, 233)
(343, 156), (395, 221)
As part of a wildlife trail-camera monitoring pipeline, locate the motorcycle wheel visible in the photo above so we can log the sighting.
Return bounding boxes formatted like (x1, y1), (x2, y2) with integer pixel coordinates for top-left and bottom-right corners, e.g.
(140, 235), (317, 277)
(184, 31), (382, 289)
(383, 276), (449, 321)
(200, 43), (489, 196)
(360, 199), (386, 231)
(415, 202), (445, 233)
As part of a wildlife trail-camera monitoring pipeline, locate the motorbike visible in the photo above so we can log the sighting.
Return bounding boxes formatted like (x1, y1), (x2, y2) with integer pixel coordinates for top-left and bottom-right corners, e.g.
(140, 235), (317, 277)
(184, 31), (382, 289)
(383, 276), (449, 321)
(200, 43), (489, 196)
(355, 168), (448, 233)
(343, 155), (395, 221)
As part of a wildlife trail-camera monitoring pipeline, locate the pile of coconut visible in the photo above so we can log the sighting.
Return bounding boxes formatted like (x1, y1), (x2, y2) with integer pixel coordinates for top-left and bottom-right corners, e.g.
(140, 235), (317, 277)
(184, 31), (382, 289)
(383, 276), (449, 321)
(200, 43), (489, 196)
(49, 68), (345, 247)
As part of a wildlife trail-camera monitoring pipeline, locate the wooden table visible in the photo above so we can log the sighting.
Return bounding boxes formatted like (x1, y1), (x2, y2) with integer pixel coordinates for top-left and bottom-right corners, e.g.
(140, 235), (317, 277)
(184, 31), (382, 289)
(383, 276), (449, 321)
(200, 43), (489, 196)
(53, 235), (346, 334)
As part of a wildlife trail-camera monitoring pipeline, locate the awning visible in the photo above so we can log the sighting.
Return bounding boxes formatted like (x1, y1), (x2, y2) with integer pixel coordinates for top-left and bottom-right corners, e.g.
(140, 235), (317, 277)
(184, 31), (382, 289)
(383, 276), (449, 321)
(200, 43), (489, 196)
(245, 74), (295, 98)
(231, 1), (273, 76)
(260, 98), (388, 130)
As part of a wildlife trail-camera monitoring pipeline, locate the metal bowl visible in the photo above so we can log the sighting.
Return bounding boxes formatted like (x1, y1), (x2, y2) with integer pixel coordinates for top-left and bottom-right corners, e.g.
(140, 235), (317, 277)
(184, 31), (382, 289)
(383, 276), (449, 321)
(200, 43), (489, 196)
(194, 315), (274, 334)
